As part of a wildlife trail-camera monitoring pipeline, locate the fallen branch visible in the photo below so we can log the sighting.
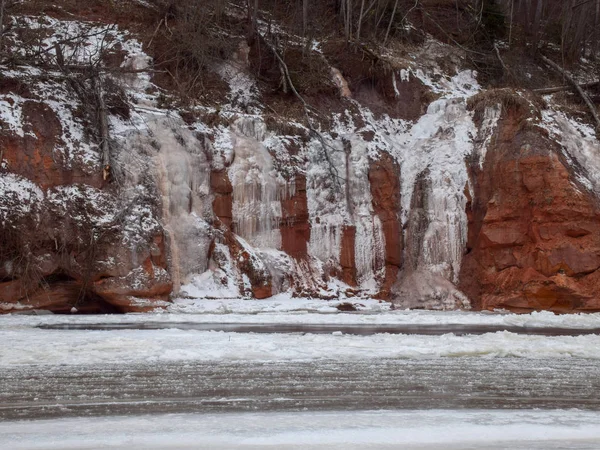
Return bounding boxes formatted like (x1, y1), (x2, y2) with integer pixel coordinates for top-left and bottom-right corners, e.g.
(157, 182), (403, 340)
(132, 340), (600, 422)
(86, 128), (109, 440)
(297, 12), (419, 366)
(533, 81), (599, 95)
(540, 55), (600, 131)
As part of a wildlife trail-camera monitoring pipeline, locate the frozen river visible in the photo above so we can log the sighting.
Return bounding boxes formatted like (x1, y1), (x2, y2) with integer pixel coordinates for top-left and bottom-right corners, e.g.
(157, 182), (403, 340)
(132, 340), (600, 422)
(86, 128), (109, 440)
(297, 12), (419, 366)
(3, 410), (600, 450)
(3, 301), (600, 448)
(2, 357), (600, 420)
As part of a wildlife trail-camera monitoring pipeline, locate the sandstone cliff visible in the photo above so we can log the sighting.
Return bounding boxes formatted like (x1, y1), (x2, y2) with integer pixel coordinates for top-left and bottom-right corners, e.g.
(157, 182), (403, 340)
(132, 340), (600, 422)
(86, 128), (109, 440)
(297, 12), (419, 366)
(1, 1), (599, 313)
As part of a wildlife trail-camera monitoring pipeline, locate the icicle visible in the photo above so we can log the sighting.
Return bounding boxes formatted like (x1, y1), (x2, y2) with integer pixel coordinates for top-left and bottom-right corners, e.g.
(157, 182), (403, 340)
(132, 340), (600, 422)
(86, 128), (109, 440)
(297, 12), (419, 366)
(229, 117), (284, 249)
(152, 117), (213, 293)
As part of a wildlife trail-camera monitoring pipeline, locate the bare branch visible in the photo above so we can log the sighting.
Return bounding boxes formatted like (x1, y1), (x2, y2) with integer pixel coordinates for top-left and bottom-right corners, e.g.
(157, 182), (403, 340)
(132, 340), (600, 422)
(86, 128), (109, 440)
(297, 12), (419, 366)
(259, 32), (343, 190)
(493, 42), (514, 80)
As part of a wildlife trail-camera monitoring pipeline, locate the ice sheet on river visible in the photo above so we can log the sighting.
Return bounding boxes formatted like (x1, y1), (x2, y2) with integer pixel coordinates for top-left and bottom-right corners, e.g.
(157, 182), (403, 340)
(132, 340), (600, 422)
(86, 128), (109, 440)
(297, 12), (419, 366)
(2, 410), (600, 450)
(2, 325), (600, 366)
(4, 298), (600, 328)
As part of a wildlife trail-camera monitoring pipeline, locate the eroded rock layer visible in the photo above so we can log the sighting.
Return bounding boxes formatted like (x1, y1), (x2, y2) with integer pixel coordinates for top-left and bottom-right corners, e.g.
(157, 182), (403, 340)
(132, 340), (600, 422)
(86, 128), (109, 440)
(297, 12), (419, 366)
(461, 107), (600, 312)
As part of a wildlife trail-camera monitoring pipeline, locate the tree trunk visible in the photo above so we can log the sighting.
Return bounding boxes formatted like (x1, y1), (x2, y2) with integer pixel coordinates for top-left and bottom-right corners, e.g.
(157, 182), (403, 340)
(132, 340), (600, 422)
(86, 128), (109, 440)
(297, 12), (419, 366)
(383, 0), (399, 47)
(561, 0), (573, 62)
(246, 0), (259, 30)
(594, 0), (600, 58)
(340, 0), (346, 36)
(356, 0), (365, 39)
(303, 0), (308, 36)
(524, 0), (532, 24)
(532, 0), (544, 51)
(345, 0), (353, 39)
(0, 0), (6, 52)
(93, 77), (111, 179)
(356, 0), (377, 40)
(568, 5), (587, 61)
(508, 0), (515, 48)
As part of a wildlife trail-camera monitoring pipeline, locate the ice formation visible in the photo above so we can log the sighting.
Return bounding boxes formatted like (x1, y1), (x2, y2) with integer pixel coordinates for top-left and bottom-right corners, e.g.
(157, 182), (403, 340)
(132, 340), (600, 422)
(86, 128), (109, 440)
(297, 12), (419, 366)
(152, 118), (214, 291)
(228, 117), (285, 249)
(125, 28), (481, 305)
(10, 9), (600, 311)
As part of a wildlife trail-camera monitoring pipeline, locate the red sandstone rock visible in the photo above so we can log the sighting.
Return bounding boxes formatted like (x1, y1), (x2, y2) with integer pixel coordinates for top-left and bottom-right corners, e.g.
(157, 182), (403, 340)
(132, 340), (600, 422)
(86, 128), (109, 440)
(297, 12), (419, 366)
(1, 101), (103, 189)
(368, 152), (403, 297)
(222, 230), (273, 299)
(211, 170), (233, 230)
(0, 93), (173, 314)
(460, 108), (600, 313)
(339, 225), (357, 286)
(94, 261), (173, 303)
(280, 175), (310, 259)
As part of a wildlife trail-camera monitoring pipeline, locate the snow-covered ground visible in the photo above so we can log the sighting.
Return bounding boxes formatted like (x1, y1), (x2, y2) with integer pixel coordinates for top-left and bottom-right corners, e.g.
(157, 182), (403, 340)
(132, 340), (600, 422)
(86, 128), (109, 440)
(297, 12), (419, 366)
(2, 410), (600, 450)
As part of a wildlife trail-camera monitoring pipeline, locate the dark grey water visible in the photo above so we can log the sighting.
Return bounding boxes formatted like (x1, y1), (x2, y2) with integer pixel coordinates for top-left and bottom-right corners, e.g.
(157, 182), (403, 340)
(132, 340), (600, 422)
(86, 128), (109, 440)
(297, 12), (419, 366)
(2, 358), (600, 421)
(37, 322), (600, 336)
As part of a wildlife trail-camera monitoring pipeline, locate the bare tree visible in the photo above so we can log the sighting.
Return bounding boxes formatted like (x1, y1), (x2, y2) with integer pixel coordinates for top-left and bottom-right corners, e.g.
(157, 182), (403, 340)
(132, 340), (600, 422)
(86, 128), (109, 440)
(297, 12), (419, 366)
(594, 0), (600, 58)
(246, 0), (259, 31)
(531, 0), (544, 50)
(0, 0), (5, 46)
(508, 0), (514, 48)
(257, 31), (343, 189)
(150, 0), (234, 99)
(356, 0), (366, 39)
(303, 0), (309, 36)
(356, 0), (378, 40)
(8, 18), (136, 182)
(383, 0), (399, 46)
(339, 0), (353, 39)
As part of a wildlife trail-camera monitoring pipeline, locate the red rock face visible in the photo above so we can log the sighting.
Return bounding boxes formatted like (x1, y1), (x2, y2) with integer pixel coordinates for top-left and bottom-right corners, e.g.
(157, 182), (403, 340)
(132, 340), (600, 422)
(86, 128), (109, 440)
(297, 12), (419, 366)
(222, 230), (273, 299)
(1, 102), (103, 189)
(368, 152), (403, 297)
(280, 174), (310, 259)
(0, 280), (123, 313)
(0, 96), (171, 314)
(93, 252), (173, 309)
(460, 110), (600, 313)
(339, 225), (357, 286)
(210, 170), (233, 230)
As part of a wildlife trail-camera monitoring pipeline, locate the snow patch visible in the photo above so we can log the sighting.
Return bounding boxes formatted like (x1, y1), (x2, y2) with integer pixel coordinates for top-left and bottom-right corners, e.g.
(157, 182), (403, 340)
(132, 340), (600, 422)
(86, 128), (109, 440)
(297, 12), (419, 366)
(541, 109), (600, 193)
